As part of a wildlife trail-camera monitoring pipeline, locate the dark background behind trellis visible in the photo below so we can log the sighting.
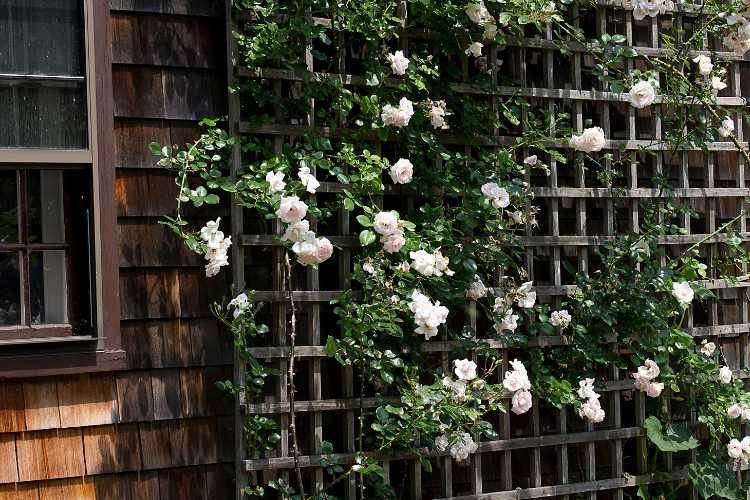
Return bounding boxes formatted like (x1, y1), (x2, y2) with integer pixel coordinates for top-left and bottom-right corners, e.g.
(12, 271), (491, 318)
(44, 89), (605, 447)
(231, 1), (750, 499)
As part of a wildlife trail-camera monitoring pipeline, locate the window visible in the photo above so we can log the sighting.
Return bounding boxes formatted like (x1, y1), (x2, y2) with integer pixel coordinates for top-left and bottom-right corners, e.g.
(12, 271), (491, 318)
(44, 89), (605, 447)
(0, 0), (121, 375)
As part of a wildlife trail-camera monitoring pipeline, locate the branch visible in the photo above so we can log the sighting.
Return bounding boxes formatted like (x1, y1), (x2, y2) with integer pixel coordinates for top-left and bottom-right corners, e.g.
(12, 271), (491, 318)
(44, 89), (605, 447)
(285, 252), (306, 499)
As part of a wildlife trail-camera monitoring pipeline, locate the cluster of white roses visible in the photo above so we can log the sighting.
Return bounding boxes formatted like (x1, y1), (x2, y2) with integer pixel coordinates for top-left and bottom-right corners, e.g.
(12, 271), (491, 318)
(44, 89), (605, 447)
(727, 436), (750, 467)
(549, 309), (572, 329)
(442, 359), (478, 402)
(722, 5), (750, 55)
(381, 97), (414, 127)
(492, 281), (536, 334)
(481, 182), (511, 209)
(621, 0), (672, 20)
(435, 432), (479, 462)
(381, 93), (451, 131)
(409, 248), (454, 277)
(373, 211), (407, 253)
(200, 217), (232, 277)
(267, 169), (333, 266)
(409, 290), (450, 340)
(632, 359), (664, 398)
(570, 127), (606, 153)
(671, 281), (694, 305)
(727, 402), (750, 421)
(463, 1), (499, 58)
(692, 55), (728, 97)
(577, 378), (605, 423)
(228, 292), (250, 318)
(503, 359), (533, 415)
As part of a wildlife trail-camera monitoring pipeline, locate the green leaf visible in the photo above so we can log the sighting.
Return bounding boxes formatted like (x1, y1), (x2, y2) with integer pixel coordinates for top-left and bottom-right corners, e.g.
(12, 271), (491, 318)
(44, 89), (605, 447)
(356, 215), (372, 227)
(359, 230), (376, 246)
(643, 416), (699, 452)
(688, 453), (742, 500)
(148, 142), (162, 155)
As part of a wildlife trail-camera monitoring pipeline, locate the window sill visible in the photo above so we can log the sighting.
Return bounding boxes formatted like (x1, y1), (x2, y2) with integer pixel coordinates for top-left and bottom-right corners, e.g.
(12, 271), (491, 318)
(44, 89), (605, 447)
(0, 343), (126, 378)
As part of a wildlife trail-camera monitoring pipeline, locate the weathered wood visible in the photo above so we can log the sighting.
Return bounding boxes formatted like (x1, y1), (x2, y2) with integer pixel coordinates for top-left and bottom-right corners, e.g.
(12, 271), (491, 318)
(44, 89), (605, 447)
(0, 434), (19, 483)
(41, 478), (96, 500)
(57, 375), (119, 428)
(16, 429), (86, 481)
(138, 421), (173, 470)
(0, 382), (26, 433)
(116, 371), (155, 423)
(82, 424), (142, 474)
(94, 471), (161, 500)
(22, 380), (61, 431)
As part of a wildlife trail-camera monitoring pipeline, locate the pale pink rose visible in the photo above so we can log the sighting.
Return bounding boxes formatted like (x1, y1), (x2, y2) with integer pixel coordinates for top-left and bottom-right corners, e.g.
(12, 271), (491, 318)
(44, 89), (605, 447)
(276, 196), (308, 223)
(386, 50), (409, 75)
(266, 171), (286, 193)
(511, 389), (533, 414)
(373, 211), (400, 236)
(389, 158), (414, 184)
(645, 382), (664, 398)
(381, 231), (406, 253)
(570, 127), (606, 153)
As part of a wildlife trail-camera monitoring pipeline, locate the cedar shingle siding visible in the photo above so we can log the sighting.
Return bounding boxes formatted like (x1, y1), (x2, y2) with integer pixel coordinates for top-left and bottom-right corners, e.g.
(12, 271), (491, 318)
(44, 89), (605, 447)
(0, 2), (233, 498)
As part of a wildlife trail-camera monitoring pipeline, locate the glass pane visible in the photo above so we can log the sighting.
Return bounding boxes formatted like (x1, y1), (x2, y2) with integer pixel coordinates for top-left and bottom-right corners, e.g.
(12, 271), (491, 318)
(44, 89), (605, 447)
(0, 170), (18, 243)
(0, 0), (85, 76)
(0, 252), (20, 326)
(0, 81), (87, 148)
(30, 250), (67, 324)
(27, 170), (66, 244)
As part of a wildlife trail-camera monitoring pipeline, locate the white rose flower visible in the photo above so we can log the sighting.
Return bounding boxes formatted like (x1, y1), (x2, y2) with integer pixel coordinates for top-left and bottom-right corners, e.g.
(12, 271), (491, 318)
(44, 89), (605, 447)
(577, 378), (600, 400)
(276, 196), (308, 223)
(637, 359), (660, 380)
(373, 211), (400, 236)
(728, 403), (744, 419)
(719, 366), (734, 384)
(381, 231), (406, 253)
(465, 41), (484, 58)
(517, 290), (536, 309)
(435, 434), (449, 452)
(389, 158), (414, 184)
(200, 218), (231, 277)
(742, 407), (750, 422)
(570, 127), (606, 153)
(449, 433), (478, 462)
(282, 220), (313, 243)
(503, 360), (531, 392)
(466, 281), (488, 301)
(727, 438), (743, 459)
(629, 80), (656, 109)
(700, 339), (716, 356)
(362, 263), (375, 274)
(410, 250), (437, 276)
(579, 399), (606, 423)
(454, 359), (478, 381)
(693, 54), (713, 76)
(481, 182), (510, 208)
(550, 309), (572, 328)
(410, 290), (449, 340)
(711, 76), (728, 95)
(719, 117), (735, 137)
(381, 97), (414, 128)
(297, 166), (320, 194)
(496, 310), (519, 333)
(465, 1), (492, 24)
(397, 261), (411, 273)
(228, 292), (250, 319)
(443, 377), (467, 401)
(511, 389), (533, 414)
(433, 249), (454, 277)
(483, 23), (498, 41)
(523, 155), (538, 166)
(428, 102), (448, 130)
(742, 436), (750, 455)
(645, 382), (664, 398)
(266, 171), (286, 193)
(671, 281), (694, 305)
(386, 50), (409, 75)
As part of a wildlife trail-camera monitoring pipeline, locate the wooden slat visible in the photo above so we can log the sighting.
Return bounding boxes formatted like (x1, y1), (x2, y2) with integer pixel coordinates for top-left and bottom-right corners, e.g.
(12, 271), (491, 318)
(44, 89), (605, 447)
(168, 418), (219, 467)
(40, 478), (96, 500)
(138, 421), (172, 470)
(22, 381), (61, 431)
(94, 471), (160, 500)
(83, 424), (143, 474)
(0, 482), (39, 500)
(0, 382), (25, 433)
(0, 434), (18, 483)
(16, 429), (86, 481)
(57, 375), (118, 428)
(116, 371), (155, 423)
(150, 369), (183, 421)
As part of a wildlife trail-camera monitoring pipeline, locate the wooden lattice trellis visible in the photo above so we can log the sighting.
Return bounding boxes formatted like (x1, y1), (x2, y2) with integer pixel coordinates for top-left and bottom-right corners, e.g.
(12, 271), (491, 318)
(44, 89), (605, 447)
(226, 1), (750, 498)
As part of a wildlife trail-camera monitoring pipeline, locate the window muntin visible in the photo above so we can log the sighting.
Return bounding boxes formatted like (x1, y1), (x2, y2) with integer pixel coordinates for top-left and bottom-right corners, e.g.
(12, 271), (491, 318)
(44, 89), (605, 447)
(0, 168), (93, 338)
(0, 0), (88, 149)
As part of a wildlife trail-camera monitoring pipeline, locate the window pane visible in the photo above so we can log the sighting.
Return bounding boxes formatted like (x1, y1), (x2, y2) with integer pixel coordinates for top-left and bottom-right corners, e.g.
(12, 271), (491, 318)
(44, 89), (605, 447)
(27, 170), (66, 244)
(0, 170), (18, 243)
(0, 81), (87, 148)
(30, 250), (67, 324)
(0, 0), (85, 76)
(0, 252), (20, 326)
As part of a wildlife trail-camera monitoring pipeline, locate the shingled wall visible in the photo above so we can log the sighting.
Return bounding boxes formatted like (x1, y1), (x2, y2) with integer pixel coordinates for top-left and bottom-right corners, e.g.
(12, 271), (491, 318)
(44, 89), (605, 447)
(0, 1), (234, 498)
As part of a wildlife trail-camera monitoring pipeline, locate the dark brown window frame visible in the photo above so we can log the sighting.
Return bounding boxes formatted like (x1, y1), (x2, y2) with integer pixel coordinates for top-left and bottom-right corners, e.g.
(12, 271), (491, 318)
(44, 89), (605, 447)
(0, 0), (123, 377)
